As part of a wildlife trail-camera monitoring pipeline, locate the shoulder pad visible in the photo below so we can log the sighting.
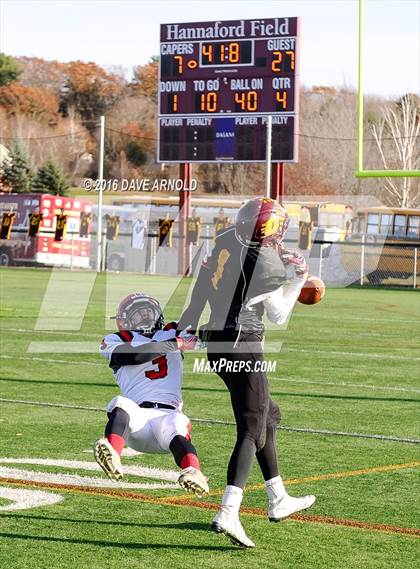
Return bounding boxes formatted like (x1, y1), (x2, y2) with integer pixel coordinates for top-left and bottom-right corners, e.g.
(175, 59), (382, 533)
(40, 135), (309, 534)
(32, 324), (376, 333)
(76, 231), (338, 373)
(99, 332), (125, 359)
(115, 330), (134, 342)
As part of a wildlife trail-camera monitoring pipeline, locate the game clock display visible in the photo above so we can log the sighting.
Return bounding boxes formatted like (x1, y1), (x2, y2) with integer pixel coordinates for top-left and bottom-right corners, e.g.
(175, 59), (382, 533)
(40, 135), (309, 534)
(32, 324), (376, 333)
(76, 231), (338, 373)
(158, 18), (299, 162)
(200, 41), (253, 66)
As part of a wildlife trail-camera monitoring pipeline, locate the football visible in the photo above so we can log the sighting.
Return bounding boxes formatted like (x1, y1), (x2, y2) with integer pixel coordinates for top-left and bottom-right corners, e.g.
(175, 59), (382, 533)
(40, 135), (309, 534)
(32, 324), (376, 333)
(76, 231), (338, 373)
(298, 276), (325, 305)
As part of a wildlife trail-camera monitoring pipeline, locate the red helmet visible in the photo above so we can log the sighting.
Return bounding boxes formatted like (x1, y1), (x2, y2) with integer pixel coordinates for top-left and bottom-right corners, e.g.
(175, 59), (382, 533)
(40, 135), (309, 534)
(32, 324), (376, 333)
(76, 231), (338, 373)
(112, 293), (164, 333)
(235, 197), (289, 247)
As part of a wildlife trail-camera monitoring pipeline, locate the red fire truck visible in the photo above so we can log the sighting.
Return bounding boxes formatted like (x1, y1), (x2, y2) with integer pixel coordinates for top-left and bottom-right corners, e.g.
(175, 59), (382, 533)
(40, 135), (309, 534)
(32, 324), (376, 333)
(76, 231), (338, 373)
(0, 193), (92, 268)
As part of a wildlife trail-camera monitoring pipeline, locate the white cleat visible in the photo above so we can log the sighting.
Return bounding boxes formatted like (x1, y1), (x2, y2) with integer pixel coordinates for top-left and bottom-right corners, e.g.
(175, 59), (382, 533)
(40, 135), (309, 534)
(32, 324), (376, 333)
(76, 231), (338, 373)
(211, 510), (256, 548)
(94, 438), (123, 482)
(178, 467), (209, 497)
(269, 493), (316, 522)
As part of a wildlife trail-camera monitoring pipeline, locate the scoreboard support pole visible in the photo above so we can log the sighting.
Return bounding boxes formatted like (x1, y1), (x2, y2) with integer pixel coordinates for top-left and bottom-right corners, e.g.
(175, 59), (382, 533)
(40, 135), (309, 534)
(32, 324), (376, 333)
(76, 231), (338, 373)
(178, 163), (192, 276)
(270, 163), (285, 203)
(264, 115), (273, 198)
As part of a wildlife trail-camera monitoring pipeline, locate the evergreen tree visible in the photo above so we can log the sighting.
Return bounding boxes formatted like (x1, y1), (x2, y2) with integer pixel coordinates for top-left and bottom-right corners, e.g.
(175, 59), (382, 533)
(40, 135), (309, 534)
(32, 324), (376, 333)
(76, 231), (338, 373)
(33, 160), (70, 195)
(1, 144), (34, 192)
(0, 53), (21, 86)
(125, 140), (147, 167)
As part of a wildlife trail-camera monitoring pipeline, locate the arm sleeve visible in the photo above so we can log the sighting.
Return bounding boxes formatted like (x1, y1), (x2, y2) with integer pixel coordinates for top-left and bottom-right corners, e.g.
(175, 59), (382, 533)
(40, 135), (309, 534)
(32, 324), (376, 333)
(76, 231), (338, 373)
(110, 339), (179, 367)
(177, 258), (212, 331)
(263, 277), (305, 325)
(245, 247), (287, 300)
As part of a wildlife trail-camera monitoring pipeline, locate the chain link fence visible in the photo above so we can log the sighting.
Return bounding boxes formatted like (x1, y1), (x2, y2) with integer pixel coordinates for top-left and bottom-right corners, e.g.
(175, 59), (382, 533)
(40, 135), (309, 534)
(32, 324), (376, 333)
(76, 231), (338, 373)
(95, 222), (213, 276)
(2, 225), (419, 288)
(307, 238), (419, 288)
(96, 224), (420, 288)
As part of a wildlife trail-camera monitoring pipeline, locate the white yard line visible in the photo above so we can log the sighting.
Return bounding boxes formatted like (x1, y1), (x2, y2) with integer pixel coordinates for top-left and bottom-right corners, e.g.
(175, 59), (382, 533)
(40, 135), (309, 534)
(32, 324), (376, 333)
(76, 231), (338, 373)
(0, 466), (177, 490)
(184, 370), (420, 394)
(1, 354), (418, 392)
(268, 376), (420, 394)
(0, 397), (418, 445)
(0, 487), (63, 511)
(7, 328), (100, 337)
(0, 398), (107, 411)
(82, 447), (143, 457)
(0, 458), (179, 482)
(6, 313), (420, 329)
(27, 342), (99, 354)
(0, 355), (103, 366)
(2, 345), (418, 368)
(293, 314), (420, 324)
(282, 348), (419, 361)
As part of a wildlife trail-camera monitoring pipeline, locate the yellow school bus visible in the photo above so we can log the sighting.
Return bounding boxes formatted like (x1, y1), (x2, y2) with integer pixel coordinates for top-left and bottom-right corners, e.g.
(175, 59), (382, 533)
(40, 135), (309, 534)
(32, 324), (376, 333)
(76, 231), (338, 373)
(345, 207), (420, 284)
(350, 207), (420, 241)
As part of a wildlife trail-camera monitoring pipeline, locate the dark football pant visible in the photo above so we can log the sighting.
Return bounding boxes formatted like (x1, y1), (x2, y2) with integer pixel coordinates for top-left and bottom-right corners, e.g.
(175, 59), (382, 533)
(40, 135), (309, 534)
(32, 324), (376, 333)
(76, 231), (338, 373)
(207, 332), (281, 489)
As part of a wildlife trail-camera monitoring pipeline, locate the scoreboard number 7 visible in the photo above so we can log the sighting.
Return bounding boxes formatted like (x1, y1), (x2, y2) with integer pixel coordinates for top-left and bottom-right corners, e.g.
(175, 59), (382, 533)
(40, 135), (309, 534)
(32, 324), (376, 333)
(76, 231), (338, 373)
(174, 55), (183, 74)
(287, 50), (295, 70)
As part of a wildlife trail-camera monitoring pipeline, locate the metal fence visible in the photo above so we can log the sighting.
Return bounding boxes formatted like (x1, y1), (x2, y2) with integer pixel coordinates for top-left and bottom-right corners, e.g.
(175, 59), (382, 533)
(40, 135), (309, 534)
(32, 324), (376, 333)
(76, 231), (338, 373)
(94, 223), (214, 276)
(2, 225), (419, 288)
(307, 238), (419, 288)
(89, 227), (420, 288)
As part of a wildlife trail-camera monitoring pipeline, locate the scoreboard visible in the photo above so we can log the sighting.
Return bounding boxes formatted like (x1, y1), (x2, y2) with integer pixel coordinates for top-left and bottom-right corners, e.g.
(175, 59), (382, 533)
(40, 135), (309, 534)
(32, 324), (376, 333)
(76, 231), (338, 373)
(158, 18), (299, 163)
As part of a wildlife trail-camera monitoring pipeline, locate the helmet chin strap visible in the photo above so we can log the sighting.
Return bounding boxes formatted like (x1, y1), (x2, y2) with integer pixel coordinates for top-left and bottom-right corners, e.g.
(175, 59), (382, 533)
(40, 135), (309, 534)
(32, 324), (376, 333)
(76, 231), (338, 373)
(235, 230), (267, 248)
(235, 229), (258, 248)
(128, 315), (164, 334)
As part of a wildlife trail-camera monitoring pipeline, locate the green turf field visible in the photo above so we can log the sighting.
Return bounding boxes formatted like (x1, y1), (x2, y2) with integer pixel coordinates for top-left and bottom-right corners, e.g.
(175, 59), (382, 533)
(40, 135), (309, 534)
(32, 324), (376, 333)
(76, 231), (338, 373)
(0, 268), (419, 569)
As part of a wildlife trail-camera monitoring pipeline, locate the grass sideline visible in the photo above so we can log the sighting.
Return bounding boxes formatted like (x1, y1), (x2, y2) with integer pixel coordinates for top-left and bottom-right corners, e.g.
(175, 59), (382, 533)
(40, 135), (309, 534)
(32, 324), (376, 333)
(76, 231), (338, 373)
(0, 267), (419, 569)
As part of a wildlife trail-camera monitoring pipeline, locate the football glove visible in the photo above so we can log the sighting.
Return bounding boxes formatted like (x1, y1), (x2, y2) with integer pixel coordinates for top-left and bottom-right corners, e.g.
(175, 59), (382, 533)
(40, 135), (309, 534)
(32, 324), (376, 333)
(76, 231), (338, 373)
(279, 247), (308, 279)
(177, 325), (194, 338)
(176, 334), (202, 351)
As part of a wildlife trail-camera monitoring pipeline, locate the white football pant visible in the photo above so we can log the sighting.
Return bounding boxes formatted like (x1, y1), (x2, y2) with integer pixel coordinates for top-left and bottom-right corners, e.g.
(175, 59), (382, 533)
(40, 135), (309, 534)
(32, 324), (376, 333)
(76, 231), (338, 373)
(107, 396), (191, 454)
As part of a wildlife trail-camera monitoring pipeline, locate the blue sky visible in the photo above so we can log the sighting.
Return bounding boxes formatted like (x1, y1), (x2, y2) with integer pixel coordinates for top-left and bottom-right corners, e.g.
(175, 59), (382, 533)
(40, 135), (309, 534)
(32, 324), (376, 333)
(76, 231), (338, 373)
(1, 0), (419, 97)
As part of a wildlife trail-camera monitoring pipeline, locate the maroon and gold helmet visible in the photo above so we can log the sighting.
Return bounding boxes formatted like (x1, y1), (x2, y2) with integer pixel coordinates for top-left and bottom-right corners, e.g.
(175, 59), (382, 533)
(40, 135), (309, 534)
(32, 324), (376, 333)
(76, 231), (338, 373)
(112, 293), (164, 333)
(235, 197), (289, 247)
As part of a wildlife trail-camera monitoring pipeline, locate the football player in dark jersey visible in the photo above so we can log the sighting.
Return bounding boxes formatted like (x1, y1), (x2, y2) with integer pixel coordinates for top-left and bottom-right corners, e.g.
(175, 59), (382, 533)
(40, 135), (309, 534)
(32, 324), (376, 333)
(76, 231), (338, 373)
(179, 197), (316, 548)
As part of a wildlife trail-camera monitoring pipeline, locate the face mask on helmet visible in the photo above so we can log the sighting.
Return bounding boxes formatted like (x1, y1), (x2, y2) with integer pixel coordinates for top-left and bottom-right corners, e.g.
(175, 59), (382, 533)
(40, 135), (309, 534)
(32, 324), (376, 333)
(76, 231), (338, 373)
(235, 197), (289, 247)
(113, 294), (164, 334)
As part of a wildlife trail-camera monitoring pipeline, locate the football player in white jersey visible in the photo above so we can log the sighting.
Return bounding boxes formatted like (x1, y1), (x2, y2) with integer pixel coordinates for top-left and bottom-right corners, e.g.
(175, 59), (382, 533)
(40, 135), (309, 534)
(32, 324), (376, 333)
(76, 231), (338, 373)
(94, 292), (209, 497)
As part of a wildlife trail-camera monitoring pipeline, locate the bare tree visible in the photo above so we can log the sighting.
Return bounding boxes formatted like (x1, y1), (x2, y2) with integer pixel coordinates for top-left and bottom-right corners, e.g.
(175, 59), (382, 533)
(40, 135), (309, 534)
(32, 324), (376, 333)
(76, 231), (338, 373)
(371, 94), (420, 208)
